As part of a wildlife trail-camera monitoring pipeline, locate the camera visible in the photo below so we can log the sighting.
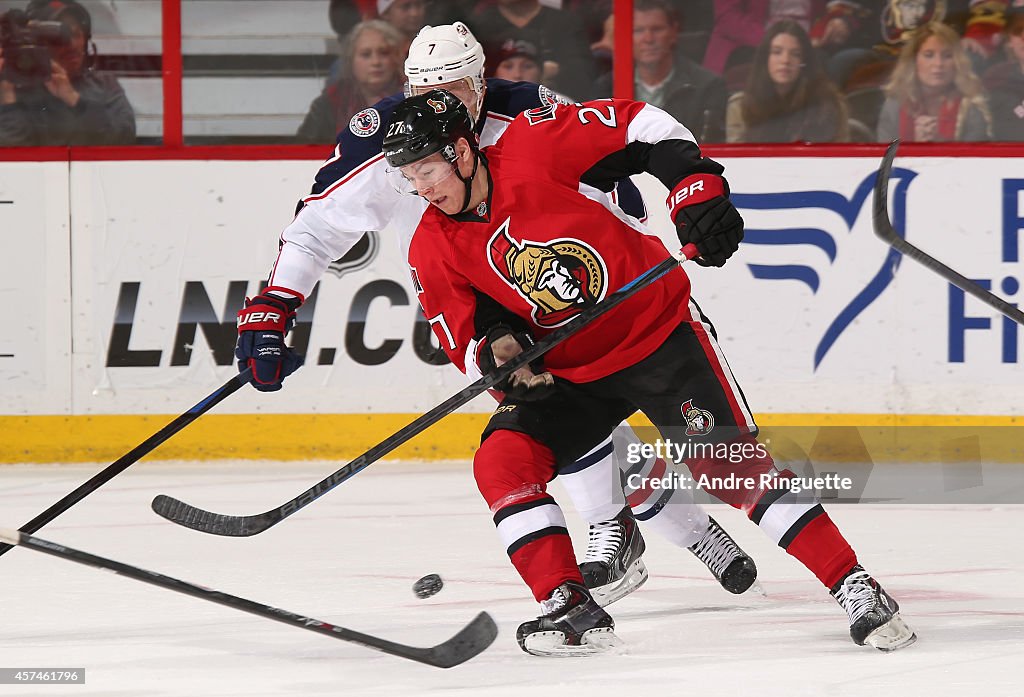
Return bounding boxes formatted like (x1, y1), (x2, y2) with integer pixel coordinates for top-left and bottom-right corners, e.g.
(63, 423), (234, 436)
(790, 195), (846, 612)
(0, 9), (70, 86)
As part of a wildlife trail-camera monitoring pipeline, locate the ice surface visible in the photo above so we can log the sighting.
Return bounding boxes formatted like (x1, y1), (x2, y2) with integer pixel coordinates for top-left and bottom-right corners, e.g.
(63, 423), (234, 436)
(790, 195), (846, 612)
(1, 460), (1021, 696)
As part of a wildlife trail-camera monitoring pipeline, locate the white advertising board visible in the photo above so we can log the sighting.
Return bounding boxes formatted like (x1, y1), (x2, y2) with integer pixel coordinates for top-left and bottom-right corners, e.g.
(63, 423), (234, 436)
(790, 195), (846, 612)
(637, 156), (1024, 415)
(66, 159), (458, 416)
(2, 156), (1021, 417)
(0, 163), (72, 414)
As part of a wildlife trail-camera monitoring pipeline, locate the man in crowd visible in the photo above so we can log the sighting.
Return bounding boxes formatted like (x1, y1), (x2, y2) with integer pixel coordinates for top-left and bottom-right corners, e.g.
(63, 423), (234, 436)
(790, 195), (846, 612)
(0, 0), (135, 145)
(611, 0), (727, 141)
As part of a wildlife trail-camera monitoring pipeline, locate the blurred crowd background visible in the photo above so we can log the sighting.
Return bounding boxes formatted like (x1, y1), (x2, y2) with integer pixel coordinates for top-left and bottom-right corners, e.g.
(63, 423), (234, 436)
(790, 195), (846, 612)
(2, 0), (1023, 146)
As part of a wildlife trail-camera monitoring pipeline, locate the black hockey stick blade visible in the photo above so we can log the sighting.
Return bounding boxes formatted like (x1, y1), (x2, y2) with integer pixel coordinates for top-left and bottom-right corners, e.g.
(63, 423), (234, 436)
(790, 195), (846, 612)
(0, 368), (251, 559)
(873, 139), (1024, 325)
(0, 527), (497, 668)
(152, 244), (700, 537)
(871, 140), (903, 246)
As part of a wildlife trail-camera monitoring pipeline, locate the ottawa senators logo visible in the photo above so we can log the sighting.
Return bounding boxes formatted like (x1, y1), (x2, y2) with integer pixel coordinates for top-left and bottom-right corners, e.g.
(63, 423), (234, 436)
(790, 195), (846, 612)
(681, 399), (715, 437)
(487, 218), (607, 327)
(426, 98), (447, 114)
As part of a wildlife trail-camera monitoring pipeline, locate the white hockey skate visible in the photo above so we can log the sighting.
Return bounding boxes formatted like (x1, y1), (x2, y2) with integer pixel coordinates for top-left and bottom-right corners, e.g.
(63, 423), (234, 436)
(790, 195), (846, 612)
(579, 507), (648, 607)
(688, 516), (758, 594)
(831, 565), (917, 652)
(516, 582), (624, 657)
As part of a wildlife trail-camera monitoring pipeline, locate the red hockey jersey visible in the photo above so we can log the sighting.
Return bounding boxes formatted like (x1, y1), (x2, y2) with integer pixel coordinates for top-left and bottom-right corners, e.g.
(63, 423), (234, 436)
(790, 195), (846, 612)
(408, 99), (702, 383)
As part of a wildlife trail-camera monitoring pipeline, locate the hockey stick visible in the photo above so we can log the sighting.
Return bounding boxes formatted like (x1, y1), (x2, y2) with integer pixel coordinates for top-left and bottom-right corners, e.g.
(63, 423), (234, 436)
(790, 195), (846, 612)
(873, 139), (1024, 325)
(0, 527), (496, 668)
(0, 369), (251, 559)
(152, 243), (700, 536)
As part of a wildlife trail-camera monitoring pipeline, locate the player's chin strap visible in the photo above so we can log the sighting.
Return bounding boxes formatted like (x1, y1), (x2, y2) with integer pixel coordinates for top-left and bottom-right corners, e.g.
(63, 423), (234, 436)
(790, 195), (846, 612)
(454, 148), (481, 215)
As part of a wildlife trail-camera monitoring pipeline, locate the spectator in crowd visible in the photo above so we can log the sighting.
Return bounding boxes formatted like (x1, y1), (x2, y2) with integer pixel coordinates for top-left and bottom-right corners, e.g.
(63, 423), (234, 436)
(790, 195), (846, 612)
(590, 11), (615, 82)
(425, 1), (477, 25)
(563, 0), (615, 79)
(704, 0), (770, 75)
(329, 0), (471, 30)
(329, 0), (371, 36)
(726, 20), (849, 142)
(488, 38), (542, 83)
(825, 0), (948, 90)
(983, 1), (1024, 139)
(0, 0), (135, 146)
(769, 0), (830, 29)
(297, 19), (403, 143)
(881, 0), (951, 43)
(376, 0), (427, 55)
(327, 1), (371, 84)
(877, 21), (992, 141)
(470, 0), (597, 99)
(961, 0), (1011, 73)
(563, 0), (615, 46)
(623, 0), (727, 142)
(811, 1), (874, 57)
(704, 0), (831, 77)
(820, 1), (891, 135)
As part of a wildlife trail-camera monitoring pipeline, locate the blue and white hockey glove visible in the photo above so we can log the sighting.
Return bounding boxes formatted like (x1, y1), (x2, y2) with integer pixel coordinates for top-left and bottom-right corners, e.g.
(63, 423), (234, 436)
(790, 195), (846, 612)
(235, 289), (304, 392)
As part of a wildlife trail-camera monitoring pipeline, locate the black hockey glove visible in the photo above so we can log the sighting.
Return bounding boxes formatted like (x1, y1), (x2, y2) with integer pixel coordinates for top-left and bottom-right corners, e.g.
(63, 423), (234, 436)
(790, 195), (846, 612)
(668, 173), (744, 267)
(235, 289), (304, 392)
(476, 324), (555, 402)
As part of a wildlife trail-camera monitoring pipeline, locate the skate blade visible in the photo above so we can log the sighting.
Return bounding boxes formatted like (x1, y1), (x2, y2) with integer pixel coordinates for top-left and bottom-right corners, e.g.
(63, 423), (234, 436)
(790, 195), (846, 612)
(864, 613), (918, 652)
(591, 559), (649, 608)
(748, 579), (768, 598)
(523, 627), (624, 657)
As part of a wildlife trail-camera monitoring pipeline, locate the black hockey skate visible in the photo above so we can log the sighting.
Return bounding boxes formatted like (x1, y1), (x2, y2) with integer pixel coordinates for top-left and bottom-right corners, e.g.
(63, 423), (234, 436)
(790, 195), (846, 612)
(688, 517), (758, 594)
(516, 581), (622, 657)
(831, 564), (917, 651)
(579, 507), (648, 607)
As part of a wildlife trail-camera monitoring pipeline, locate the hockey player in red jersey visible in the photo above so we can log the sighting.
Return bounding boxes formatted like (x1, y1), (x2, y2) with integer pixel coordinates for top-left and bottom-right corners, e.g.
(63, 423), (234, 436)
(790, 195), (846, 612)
(381, 89), (917, 656)
(235, 21), (757, 609)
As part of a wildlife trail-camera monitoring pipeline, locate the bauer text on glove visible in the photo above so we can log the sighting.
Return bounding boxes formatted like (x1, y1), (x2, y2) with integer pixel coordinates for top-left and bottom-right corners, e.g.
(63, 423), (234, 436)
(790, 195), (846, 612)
(667, 173), (744, 267)
(235, 290), (304, 392)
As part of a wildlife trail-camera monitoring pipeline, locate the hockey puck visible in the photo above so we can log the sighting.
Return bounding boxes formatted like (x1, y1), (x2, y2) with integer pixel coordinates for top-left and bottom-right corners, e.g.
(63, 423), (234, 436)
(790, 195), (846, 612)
(413, 573), (443, 599)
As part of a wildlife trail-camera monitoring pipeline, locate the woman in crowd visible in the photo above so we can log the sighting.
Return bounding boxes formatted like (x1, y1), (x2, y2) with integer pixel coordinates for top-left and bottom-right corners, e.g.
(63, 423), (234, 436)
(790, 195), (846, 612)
(878, 21), (992, 141)
(297, 19), (403, 143)
(726, 20), (849, 142)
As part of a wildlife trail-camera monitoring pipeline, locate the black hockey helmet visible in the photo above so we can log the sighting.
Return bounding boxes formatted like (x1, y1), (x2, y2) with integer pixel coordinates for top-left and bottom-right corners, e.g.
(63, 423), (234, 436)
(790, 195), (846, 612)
(384, 89), (481, 214)
(383, 89), (477, 169)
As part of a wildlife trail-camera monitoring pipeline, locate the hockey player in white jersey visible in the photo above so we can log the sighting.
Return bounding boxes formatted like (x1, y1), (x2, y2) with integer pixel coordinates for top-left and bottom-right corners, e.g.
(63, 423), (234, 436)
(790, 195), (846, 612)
(236, 21), (756, 607)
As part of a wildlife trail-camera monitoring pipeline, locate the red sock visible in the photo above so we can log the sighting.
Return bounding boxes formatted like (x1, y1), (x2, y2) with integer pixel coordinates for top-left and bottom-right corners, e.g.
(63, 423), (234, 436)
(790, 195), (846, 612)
(783, 512), (858, 589)
(474, 430), (583, 602)
(509, 534), (583, 602)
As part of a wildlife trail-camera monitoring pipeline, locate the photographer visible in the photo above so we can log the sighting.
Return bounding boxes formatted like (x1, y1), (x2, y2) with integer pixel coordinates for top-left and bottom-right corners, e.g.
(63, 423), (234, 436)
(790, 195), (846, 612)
(0, 0), (135, 146)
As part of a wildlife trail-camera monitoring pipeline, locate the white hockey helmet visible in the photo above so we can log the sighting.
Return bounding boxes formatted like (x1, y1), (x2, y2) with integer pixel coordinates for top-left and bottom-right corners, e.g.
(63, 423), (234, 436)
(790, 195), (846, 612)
(405, 22), (486, 117)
